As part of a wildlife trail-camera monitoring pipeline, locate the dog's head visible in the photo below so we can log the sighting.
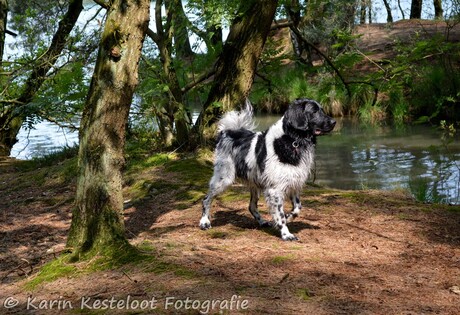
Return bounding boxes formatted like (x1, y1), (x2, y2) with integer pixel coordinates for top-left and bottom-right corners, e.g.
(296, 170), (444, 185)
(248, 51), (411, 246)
(283, 98), (336, 137)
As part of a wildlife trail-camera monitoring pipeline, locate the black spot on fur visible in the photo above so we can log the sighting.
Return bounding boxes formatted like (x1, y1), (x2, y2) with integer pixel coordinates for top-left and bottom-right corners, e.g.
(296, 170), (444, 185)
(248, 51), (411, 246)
(274, 135), (306, 165)
(255, 132), (267, 173)
(225, 129), (255, 179)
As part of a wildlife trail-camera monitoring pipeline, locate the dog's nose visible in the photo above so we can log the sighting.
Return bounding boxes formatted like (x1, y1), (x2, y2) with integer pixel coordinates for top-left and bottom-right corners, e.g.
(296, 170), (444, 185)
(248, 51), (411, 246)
(330, 119), (336, 127)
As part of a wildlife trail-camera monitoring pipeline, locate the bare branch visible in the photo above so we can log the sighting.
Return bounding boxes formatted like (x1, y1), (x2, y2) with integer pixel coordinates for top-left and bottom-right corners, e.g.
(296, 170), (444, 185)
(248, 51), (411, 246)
(289, 25), (351, 98)
(181, 69), (216, 94)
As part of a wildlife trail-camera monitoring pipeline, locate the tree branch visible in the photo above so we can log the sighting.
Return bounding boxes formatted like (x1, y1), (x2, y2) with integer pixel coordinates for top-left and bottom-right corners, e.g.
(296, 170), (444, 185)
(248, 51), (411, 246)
(271, 20), (293, 30)
(181, 69), (216, 94)
(92, 0), (109, 9)
(289, 25), (351, 97)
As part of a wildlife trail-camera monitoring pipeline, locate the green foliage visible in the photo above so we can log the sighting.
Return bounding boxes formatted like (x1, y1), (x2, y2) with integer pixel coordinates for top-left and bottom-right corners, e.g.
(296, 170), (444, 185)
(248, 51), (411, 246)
(24, 61), (89, 128)
(383, 34), (460, 123)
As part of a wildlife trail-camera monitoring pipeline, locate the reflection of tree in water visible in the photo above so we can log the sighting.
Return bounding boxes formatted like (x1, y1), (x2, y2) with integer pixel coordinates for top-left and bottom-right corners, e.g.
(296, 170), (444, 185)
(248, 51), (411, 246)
(409, 146), (460, 204)
(314, 120), (460, 204)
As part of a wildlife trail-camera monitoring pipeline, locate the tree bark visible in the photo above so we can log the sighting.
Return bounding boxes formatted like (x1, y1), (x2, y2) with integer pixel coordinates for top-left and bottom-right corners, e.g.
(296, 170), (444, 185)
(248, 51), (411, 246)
(148, 0), (191, 147)
(360, 0), (367, 24)
(67, 0), (149, 256)
(398, 0), (406, 19)
(167, 0), (193, 59)
(0, 0), (83, 156)
(382, 0), (394, 23)
(433, 0), (443, 19)
(410, 0), (423, 19)
(195, 0), (278, 139)
(0, 0), (6, 66)
(285, 0), (313, 66)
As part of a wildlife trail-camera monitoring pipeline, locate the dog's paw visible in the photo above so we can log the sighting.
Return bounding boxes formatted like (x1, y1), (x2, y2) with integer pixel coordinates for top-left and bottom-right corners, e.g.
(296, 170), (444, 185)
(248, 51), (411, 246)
(281, 232), (299, 241)
(199, 217), (212, 230)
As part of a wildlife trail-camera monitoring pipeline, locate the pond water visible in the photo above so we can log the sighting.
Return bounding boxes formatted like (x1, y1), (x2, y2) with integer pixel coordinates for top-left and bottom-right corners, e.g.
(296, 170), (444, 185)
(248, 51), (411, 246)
(318, 119), (460, 204)
(10, 116), (460, 204)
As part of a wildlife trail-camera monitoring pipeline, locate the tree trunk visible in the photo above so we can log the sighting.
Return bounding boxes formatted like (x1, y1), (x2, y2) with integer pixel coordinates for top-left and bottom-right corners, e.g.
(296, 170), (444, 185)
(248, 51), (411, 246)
(67, 0), (149, 256)
(398, 0), (406, 19)
(150, 0), (191, 147)
(195, 0), (278, 140)
(433, 0), (443, 19)
(285, 0), (313, 66)
(0, 0), (7, 66)
(410, 0), (422, 19)
(0, 0), (10, 156)
(0, 0), (83, 156)
(382, 0), (394, 23)
(167, 0), (193, 59)
(360, 0), (367, 24)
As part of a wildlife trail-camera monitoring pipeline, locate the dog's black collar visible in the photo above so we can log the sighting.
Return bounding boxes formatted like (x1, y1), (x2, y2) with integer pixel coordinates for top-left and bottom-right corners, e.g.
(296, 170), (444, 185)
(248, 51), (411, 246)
(291, 136), (315, 149)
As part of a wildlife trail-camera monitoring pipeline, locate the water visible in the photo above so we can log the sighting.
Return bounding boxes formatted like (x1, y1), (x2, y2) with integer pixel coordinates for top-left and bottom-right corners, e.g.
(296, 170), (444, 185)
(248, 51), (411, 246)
(10, 117), (460, 204)
(10, 123), (79, 160)
(313, 118), (460, 204)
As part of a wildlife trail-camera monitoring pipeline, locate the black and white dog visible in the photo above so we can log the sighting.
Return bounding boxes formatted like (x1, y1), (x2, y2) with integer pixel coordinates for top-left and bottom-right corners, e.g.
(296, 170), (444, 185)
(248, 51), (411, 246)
(199, 98), (336, 241)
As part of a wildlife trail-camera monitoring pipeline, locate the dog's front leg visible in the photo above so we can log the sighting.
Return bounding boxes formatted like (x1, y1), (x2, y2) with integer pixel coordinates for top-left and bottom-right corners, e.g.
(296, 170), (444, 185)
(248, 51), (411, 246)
(265, 190), (298, 241)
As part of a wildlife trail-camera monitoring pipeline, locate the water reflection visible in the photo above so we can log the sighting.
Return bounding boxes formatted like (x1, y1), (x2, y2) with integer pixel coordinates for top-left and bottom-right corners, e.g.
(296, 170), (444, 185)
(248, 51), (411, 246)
(10, 122), (79, 160)
(314, 118), (460, 204)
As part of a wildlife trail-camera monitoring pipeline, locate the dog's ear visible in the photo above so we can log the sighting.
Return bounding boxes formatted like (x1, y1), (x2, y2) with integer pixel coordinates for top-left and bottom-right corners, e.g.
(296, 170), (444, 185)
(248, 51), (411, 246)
(284, 99), (310, 131)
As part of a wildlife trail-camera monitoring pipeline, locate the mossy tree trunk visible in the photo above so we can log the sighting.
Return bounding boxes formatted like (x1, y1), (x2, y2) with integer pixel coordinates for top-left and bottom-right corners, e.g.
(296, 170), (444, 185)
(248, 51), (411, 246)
(67, 0), (149, 257)
(147, 0), (191, 147)
(195, 0), (278, 141)
(0, 0), (83, 156)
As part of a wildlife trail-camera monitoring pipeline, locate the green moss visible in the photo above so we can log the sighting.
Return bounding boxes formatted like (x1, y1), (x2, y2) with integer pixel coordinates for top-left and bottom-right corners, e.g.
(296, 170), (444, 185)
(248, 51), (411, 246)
(208, 230), (229, 239)
(25, 255), (78, 290)
(271, 254), (295, 265)
(296, 288), (314, 301)
(27, 243), (196, 290)
(18, 145), (79, 170)
(219, 190), (250, 203)
(126, 152), (175, 173)
(164, 156), (213, 186)
(144, 260), (196, 279)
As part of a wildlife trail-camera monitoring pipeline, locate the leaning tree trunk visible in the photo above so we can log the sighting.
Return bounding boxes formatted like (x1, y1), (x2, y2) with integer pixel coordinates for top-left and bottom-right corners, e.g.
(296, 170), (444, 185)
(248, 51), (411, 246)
(67, 0), (149, 257)
(195, 0), (278, 141)
(382, 0), (394, 23)
(0, 0), (83, 156)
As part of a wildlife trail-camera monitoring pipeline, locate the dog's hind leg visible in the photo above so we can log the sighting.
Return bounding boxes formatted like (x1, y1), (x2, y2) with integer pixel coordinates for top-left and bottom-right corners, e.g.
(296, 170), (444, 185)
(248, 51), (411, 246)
(265, 189), (298, 241)
(248, 187), (271, 227)
(286, 192), (301, 223)
(200, 159), (235, 230)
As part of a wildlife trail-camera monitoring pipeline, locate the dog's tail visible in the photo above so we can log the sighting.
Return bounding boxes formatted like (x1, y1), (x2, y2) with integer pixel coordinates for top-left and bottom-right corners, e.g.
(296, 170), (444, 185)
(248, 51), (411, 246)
(217, 99), (256, 132)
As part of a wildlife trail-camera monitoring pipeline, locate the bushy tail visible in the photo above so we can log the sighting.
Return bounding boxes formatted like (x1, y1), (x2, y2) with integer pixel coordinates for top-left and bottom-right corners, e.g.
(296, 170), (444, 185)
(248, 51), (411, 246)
(217, 99), (256, 132)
